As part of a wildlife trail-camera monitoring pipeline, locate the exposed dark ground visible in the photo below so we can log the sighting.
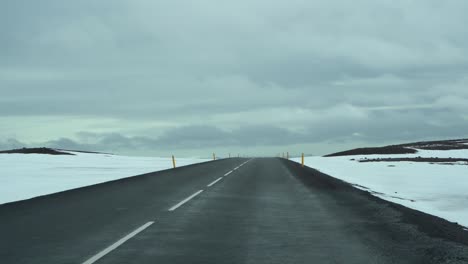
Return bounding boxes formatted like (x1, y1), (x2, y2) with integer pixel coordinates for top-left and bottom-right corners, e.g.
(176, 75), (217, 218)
(326, 138), (468, 157)
(1, 158), (467, 263)
(401, 139), (468, 150)
(325, 146), (417, 157)
(0, 147), (110, 155)
(0, 147), (74, 155)
(359, 157), (468, 164)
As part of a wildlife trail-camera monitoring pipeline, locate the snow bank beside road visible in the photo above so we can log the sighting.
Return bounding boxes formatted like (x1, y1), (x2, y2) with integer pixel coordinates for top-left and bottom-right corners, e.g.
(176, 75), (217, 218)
(292, 149), (468, 227)
(0, 151), (208, 205)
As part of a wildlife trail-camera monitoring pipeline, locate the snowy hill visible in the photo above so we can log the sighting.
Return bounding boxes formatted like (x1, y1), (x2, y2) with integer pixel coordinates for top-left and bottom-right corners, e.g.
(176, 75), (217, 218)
(0, 149), (208, 205)
(293, 139), (468, 228)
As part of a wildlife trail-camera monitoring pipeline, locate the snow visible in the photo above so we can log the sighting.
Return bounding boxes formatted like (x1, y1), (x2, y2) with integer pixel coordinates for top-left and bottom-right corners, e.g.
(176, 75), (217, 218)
(0, 151), (208, 205)
(292, 149), (468, 227)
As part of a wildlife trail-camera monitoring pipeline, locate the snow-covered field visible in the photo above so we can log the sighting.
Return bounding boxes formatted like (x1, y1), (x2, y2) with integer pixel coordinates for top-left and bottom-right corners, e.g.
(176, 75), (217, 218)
(0, 151), (208, 205)
(292, 149), (468, 227)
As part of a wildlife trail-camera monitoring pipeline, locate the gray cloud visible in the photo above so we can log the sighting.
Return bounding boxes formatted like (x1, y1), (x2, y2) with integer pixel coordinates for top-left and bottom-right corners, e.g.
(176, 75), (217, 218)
(0, 138), (25, 150)
(1, 0), (468, 156)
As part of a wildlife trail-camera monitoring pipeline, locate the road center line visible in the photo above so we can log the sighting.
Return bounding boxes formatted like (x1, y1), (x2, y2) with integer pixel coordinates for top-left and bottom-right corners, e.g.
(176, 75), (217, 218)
(207, 177), (223, 187)
(168, 190), (204, 211)
(83, 159), (253, 263)
(82, 221), (154, 264)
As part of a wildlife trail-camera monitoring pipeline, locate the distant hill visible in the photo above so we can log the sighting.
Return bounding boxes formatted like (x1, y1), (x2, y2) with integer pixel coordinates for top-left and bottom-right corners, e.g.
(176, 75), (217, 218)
(325, 138), (468, 157)
(0, 147), (75, 155)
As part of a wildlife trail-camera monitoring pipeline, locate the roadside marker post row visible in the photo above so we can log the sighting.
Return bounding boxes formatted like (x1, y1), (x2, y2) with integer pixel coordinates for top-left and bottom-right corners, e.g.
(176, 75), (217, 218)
(172, 152), (240, 169)
(278, 152), (305, 167)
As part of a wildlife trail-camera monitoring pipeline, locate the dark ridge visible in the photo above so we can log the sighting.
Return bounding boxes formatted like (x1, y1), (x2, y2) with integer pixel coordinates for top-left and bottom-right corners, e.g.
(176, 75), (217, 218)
(325, 146), (417, 157)
(325, 138), (468, 157)
(400, 139), (468, 150)
(0, 147), (75, 155)
(359, 157), (468, 163)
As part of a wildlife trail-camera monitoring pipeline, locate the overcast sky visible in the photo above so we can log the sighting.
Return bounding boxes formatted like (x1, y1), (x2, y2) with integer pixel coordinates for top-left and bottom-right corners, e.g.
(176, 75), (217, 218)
(1, 0), (468, 157)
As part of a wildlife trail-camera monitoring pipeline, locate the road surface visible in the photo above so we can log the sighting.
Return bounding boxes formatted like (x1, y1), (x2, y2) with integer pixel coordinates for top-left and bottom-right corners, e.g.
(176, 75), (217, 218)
(1, 158), (468, 263)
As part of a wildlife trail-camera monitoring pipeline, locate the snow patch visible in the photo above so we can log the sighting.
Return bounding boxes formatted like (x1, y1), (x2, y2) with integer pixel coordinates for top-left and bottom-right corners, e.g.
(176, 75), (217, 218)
(0, 152), (208, 204)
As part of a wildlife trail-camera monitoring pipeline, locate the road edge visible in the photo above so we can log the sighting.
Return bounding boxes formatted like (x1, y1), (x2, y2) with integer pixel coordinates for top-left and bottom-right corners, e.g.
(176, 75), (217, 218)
(281, 158), (468, 247)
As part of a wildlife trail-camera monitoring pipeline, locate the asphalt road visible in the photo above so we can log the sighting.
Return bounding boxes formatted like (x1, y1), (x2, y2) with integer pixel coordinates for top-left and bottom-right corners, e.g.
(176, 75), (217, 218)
(1, 158), (468, 263)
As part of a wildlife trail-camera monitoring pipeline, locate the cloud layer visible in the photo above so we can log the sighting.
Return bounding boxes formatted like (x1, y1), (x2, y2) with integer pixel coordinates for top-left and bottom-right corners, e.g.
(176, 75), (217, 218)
(1, 0), (468, 156)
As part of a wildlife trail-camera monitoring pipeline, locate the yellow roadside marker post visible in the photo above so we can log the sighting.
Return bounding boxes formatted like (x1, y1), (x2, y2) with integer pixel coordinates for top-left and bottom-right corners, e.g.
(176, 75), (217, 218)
(301, 153), (304, 167)
(213, 153), (216, 160)
(172, 155), (176, 168)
